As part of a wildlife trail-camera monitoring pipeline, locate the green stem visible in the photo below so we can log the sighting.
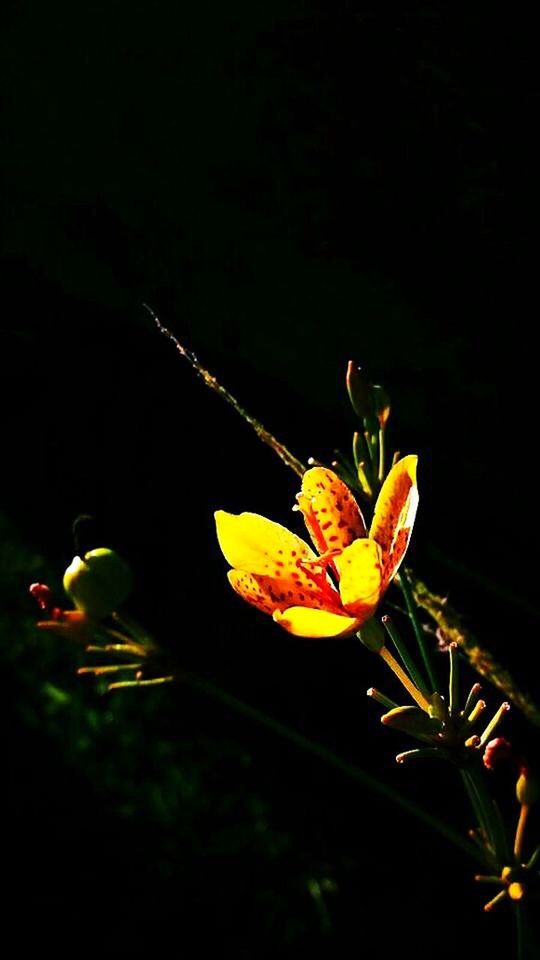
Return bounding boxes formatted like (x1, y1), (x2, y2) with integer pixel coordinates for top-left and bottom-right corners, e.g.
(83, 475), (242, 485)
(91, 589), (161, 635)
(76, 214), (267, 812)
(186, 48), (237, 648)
(517, 905), (524, 960)
(181, 672), (482, 864)
(449, 643), (459, 716)
(398, 569), (438, 693)
(382, 616), (430, 698)
(461, 769), (490, 847)
(516, 905), (540, 960)
(461, 764), (509, 865)
(378, 427), (385, 483)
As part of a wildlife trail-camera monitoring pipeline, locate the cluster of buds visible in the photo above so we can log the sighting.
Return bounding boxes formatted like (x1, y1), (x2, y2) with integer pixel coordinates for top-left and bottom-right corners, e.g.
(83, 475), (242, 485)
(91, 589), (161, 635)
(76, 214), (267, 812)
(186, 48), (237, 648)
(344, 361), (391, 499)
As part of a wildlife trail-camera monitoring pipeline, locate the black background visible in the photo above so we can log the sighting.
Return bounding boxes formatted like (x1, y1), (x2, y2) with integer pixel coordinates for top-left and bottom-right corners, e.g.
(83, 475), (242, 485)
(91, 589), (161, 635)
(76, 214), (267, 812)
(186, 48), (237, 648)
(3, 2), (540, 955)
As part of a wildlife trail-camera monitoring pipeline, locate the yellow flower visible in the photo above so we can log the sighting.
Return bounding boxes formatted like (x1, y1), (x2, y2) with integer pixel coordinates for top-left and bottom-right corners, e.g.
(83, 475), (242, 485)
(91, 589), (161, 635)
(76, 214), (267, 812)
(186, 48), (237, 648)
(215, 455), (418, 638)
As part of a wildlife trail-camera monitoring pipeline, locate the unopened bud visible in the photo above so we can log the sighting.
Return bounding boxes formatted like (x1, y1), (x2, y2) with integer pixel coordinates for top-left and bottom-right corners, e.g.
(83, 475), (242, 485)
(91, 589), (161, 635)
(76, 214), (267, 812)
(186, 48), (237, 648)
(483, 737), (512, 771)
(371, 384), (391, 428)
(381, 705), (442, 741)
(516, 767), (539, 806)
(346, 361), (373, 419)
(29, 582), (53, 613)
(63, 548), (132, 619)
(428, 692), (447, 722)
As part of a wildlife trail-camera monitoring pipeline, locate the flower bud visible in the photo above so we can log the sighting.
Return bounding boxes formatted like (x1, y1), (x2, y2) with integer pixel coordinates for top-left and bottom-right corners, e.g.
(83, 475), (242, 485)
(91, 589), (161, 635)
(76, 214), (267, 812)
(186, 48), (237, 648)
(346, 361), (373, 419)
(381, 705), (442, 741)
(428, 692), (447, 722)
(29, 582), (53, 613)
(483, 737), (512, 771)
(63, 548), (132, 619)
(516, 767), (539, 806)
(371, 384), (391, 428)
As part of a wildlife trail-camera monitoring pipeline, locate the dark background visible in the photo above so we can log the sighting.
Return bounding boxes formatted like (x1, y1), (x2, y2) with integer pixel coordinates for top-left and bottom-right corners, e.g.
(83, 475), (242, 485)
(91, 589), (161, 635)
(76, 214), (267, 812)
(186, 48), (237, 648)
(3, 2), (540, 955)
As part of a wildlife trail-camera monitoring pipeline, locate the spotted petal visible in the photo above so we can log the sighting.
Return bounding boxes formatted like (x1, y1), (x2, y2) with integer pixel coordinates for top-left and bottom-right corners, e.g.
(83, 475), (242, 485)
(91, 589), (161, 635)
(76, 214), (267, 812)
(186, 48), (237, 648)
(369, 455), (418, 588)
(273, 606), (361, 638)
(296, 467), (366, 556)
(338, 538), (383, 619)
(227, 568), (341, 616)
(215, 511), (316, 576)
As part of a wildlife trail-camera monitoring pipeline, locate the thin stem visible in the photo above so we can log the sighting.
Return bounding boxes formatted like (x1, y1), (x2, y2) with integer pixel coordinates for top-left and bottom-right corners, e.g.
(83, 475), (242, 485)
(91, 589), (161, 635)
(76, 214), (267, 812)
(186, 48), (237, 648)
(462, 764), (509, 864)
(397, 568), (438, 692)
(527, 845), (540, 870)
(367, 687), (399, 710)
(378, 646), (431, 712)
(517, 905), (524, 960)
(363, 429), (375, 471)
(478, 702), (510, 748)
(514, 805), (529, 861)
(449, 642), (459, 716)
(461, 769), (490, 847)
(382, 616), (430, 697)
(378, 427), (385, 483)
(396, 748), (443, 764)
(467, 699), (487, 725)
(108, 675), (175, 690)
(353, 431), (369, 470)
(515, 904), (540, 960)
(78, 663), (143, 675)
(147, 304), (306, 477)
(484, 890), (506, 913)
(462, 683), (482, 717)
(357, 462), (373, 498)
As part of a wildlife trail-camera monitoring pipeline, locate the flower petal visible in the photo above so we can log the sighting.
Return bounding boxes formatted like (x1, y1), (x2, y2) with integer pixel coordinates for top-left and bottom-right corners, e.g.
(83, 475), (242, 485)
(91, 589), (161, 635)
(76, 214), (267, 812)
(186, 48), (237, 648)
(338, 539), (382, 618)
(369, 455), (419, 588)
(273, 606), (361, 638)
(37, 610), (91, 643)
(296, 467), (366, 555)
(227, 568), (340, 615)
(215, 511), (316, 575)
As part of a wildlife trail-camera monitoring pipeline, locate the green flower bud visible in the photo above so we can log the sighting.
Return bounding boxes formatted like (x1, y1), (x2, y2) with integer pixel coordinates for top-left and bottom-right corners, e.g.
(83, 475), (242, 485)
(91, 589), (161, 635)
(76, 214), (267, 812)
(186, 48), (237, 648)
(381, 705), (442, 741)
(516, 768), (539, 806)
(346, 361), (373, 419)
(371, 384), (391, 428)
(429, 692), (447, 722)
(63, 548), (132, 619)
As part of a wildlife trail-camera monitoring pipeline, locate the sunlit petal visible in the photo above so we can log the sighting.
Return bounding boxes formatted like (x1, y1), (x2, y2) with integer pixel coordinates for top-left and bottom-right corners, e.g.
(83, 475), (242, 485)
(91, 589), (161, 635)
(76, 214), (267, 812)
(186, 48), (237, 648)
(338, 538), (382, 618)
(369, 455), (419, 588)
(215, 510), (316, 575)
(297, 467), (366, 555)
(227, 568), (341, 615)
(273, 606), (361, 638)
